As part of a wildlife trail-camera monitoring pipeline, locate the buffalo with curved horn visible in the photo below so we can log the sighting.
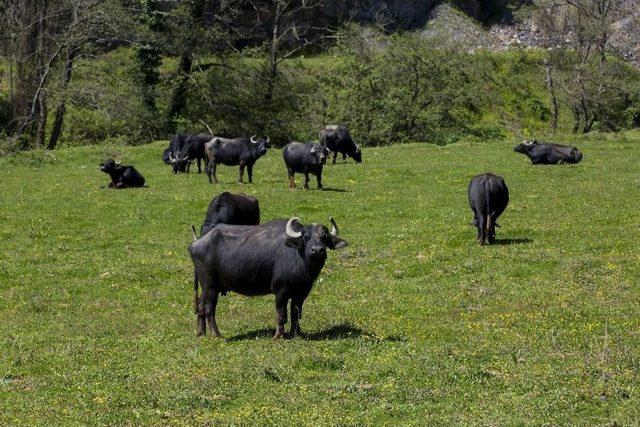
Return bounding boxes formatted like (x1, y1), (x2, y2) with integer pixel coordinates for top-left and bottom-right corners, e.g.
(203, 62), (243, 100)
(205, 135), (270, 184)
(99, 159), (145, 189)
(189, 216), (348, 338)
(514, 139), (583, 165)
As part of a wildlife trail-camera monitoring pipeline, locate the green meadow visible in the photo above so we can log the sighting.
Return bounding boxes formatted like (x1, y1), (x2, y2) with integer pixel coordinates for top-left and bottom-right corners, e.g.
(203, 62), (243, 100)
(1, 133), (639, 424)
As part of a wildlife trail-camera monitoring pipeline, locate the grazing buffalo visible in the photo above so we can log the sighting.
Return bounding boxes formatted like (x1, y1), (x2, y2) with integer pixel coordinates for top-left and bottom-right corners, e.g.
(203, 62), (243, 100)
(100, 159), (145, 188)
(205, 135), (270, 184)
(513, 140), (583, 165)
(319, 125), (362, 164)
(468, 173), (509, 245)
(163, 133), (183, 167)
(200, 192), (260, 236)
(282, 141), (329, 190)
(167, 133), (211, 174)
(189, 217), (348, 338)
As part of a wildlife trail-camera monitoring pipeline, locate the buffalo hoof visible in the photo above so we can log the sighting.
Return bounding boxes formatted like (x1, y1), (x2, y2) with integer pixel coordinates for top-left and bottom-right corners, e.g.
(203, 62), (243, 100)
(272, 333), (285, 340)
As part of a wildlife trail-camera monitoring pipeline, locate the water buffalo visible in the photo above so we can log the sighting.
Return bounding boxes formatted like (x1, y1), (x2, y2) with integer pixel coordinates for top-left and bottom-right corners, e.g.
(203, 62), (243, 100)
(200, 192), (260, 236)
(100, 159), (145, 188)
(205, 135), (270, 184)
(319, 125), (362, 164)
(189, 217), (348, 338)
(282, 141), (329, 190)
(167, 133), (211, 174)
(468, 173), (509, 245)
(513, 140), (583, 165)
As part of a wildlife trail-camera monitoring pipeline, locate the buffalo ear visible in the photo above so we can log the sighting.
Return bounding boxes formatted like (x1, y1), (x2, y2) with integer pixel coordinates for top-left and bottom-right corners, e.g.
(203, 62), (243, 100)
(329, 236), (348, 250)
(285, 237), (304, 250)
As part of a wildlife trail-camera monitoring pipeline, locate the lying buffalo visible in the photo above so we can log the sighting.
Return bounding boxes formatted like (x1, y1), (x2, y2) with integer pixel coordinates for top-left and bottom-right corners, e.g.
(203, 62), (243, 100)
(282, 141), (329, 190)
(167, 133), (211, 174)
(205, 135), (270, 184)
(319, 125), (362, 164)
(189, 217), (347, 338)
(100, 159), (145, 188)
(199, 192), (260, 236)
(468, 173), (509, 245)
(513, 140), (583, 165)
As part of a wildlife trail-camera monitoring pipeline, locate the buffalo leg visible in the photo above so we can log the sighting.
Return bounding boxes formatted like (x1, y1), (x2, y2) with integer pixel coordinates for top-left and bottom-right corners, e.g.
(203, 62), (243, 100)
(238, 163), (245, 184)
(247, 163), (254, 184)
(273, 292), (288, 339)
(487, 215), (495, 244)
(303, 172), (310, 190)
(203, 289), (222, 337)
(196, 294), (206, 336)
(289, 299), (304, 338)
(197, 158), (202, 174)
(207, 160), (218, 184)
(288, 171), (296, 189)
(477, 215), (486, 245)
(342, 153), (347, 163)
(332, 152), (337, 164)
(316, 172), (323, 190)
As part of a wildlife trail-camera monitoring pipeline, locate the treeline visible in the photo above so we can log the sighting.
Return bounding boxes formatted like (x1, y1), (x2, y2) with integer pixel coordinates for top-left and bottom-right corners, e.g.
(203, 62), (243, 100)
(0, 0), (639, 152)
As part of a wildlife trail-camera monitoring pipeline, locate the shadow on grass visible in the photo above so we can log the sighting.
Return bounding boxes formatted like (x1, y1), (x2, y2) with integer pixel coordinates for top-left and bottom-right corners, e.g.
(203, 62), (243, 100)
(492, 238), (532, 245)
(321, 187), (348, 193)
(227, 323), (395, 342)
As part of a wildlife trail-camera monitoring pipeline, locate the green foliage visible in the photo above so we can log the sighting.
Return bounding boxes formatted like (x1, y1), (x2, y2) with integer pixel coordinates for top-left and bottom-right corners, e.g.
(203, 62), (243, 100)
(58, 48), (167, 146)
(0, 91), (10, 132)
(1, 134), (640, 424)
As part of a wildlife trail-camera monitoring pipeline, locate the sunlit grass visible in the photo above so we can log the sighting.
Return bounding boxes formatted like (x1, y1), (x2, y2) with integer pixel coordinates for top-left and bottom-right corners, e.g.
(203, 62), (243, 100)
(1, 134), (639, 424)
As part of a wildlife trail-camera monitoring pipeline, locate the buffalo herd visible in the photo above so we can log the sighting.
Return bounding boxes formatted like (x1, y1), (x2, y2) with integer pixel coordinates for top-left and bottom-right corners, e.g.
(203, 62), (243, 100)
(98, 125), (584, 338)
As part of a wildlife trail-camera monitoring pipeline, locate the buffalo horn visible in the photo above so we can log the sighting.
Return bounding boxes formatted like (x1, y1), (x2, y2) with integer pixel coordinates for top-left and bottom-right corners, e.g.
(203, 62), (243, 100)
(329, 217), (339, 236)
(285, 217), (302, 238)
(250, 135), (258, 144)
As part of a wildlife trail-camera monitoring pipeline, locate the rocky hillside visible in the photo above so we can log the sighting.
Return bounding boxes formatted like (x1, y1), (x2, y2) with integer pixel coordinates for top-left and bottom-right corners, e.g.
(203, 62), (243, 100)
(422, 2), (640, 68)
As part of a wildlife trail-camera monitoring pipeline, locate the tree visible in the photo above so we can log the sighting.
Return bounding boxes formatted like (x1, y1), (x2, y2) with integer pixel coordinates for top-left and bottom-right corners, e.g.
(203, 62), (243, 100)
(537, 0), (631, 133)
(0, 0), (127, 148)
(251, 0), (329, 101)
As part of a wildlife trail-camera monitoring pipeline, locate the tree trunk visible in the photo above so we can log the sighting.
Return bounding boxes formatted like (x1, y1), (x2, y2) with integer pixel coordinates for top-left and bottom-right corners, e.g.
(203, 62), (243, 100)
(167, 51), (193, 132)
(48, 48), (75, 150)
(571, 105), (581, 134)
(544, 60), (559, 133)
(35, 91), (47, 147)
(34, 0), (47, 147)
(265, 0), (281, 101)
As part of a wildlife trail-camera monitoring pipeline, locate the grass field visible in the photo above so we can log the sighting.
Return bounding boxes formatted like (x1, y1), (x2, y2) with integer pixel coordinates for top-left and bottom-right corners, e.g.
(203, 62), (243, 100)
(1, 134), (639, 425)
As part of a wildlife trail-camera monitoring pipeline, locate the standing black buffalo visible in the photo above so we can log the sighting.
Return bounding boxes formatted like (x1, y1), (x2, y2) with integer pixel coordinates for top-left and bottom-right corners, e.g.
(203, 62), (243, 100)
(319, 125), (362, 164)
(468, 173), (509, 245)
(189, 217), (348, 338)
(100, 159), (145, 188)
(205, 135), (270, 184)
(282, 141), (329, 190)
(200, 192), (260, 236)
(166, 133), (211, 174)
(513, 140), (583, 165)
